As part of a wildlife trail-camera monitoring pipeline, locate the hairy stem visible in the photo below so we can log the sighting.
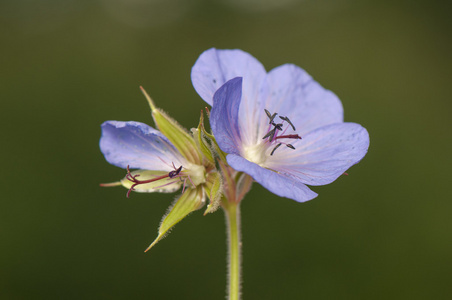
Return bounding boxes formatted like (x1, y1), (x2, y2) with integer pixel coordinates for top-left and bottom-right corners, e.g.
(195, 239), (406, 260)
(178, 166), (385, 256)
(224, 201), (241, 300)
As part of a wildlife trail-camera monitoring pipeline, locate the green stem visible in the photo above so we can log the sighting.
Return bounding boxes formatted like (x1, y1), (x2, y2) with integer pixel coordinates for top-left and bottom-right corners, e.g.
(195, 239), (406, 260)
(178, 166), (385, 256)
(224, 201), (241, 300)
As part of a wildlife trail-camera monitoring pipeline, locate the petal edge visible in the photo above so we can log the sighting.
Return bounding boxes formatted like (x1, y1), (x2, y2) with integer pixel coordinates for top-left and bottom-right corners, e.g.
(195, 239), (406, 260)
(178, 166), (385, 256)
(227, 154), (318, 202)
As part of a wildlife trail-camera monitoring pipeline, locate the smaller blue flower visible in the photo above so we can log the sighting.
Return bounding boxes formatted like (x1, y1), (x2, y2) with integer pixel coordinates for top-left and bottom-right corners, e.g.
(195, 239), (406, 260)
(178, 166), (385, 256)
(191, 48), (369, 202)
(99, 94), (217, 251)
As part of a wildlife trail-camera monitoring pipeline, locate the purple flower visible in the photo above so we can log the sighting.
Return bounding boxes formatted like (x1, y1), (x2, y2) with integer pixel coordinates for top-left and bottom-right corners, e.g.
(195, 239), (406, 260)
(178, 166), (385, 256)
(99, 90), (220, 251)
(100, 120), (205, 195)
(191, 48), (369, 202)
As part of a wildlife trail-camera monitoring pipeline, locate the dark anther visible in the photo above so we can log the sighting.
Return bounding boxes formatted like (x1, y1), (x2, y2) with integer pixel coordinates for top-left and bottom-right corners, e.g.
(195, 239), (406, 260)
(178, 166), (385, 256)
(262, 128), (276, 140)
(286, 144), (295, 150)
(263, 109), (301, 144)
(264, 109), (277, 124)
(269, 130), (276, 142)
(272, 122), (283, 131)
(168, 165), (183, 178)
(280, 116), (296, 131)
(270, 143), (282, 155)
(269, 113), (277, 124)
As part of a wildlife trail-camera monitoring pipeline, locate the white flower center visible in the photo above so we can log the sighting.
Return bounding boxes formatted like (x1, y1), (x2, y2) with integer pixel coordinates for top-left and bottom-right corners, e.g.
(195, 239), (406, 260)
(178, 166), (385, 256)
(243, 142), (269, 166)
(186, 163), (206, 186)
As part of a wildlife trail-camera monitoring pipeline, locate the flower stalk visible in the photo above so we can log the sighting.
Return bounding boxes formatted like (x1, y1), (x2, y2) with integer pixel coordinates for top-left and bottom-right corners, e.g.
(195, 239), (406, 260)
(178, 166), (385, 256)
(223, 199), (242, 300)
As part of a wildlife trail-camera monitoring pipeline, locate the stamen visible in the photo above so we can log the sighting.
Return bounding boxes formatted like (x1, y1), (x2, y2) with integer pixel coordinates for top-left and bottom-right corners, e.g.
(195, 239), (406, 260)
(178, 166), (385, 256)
(269, 113), (277, 124)
(262, 128), (276, 140)
(153, 180), (180, 190)
(269, 130), (276, 142)
(262, 109), (302, 151)
(275, 134), (302, 140)
(168, 165), (183, 178)
(186, 175), (196, 188)
(280, 116), (296, 131)
(270, 143), (282, 155)
(272, 122), (283, 131)
(264, 109), (277, 124)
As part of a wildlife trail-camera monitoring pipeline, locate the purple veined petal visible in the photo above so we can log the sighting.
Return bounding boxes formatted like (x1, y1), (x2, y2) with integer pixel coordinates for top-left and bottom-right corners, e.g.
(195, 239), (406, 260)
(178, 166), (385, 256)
(100, 121), (185, 171)
(191, 48), (267, 147)
(265, 122), (369, 186)
(227, 154), (318, 202)
(191, 48), (266, 106)
(210, 77), (243, 155)
(255, 64), (344, 140)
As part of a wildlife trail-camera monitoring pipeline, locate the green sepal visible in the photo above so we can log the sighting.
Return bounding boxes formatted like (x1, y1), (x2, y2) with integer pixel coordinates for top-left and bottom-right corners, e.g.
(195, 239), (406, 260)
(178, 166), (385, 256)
(120, 170), (182, 194)
(140, 87), (201, 164)
(198, 110), (227, 163)
(203, 172), (223, 215)
(144, 186), (205, 252)
(211, 139), (227, 164)
(193, 111), (215, 165)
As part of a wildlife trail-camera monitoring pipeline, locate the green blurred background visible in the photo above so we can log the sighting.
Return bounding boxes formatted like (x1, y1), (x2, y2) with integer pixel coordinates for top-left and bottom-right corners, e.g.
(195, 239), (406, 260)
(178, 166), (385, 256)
(1, 0), (451, 299)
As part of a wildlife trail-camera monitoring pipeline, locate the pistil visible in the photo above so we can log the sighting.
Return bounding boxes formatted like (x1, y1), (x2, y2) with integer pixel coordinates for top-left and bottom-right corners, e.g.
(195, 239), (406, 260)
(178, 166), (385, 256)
(125, 164), (184, 198)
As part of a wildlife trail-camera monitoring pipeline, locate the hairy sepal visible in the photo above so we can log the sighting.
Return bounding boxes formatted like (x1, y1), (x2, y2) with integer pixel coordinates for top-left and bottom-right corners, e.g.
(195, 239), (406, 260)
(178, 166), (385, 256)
(204, 172), (223, 215)
(192, 111), (215, 166)
(145, 186), (205, 252)
(141, 87), (201, 164)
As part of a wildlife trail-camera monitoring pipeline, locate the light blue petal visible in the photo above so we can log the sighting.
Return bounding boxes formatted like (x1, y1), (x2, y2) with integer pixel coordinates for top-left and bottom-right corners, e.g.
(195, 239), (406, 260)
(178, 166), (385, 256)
(266, 123), (369, 186)
(256, 64), (344, 139)
(100, 121), (185, 171)
(191, 48), (266, 106)
(227, 154), (318, 203)
(210, 77), (243, 155)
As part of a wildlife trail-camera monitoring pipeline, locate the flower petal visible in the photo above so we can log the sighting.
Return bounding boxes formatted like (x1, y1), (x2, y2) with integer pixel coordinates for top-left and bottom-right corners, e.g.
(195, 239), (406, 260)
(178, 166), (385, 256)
(258, 64), (344, 138)
(265, 123), (369, 186)
(227, 154), (318, 202)
(191, 48), (266, 106)
(100, 121), (185, 171)
(210, 77), (243, 155)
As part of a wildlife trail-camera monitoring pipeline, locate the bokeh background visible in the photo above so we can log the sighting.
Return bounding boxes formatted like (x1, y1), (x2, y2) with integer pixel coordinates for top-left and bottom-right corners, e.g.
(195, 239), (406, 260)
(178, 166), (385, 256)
(1, 0), (451, 299)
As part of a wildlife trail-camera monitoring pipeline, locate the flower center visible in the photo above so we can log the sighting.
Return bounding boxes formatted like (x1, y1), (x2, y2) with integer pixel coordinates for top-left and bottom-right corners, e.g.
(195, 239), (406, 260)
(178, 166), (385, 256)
(243, 109), (302, 166)
(243, 142), (268, 166)
(261, 109), (302, 156)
